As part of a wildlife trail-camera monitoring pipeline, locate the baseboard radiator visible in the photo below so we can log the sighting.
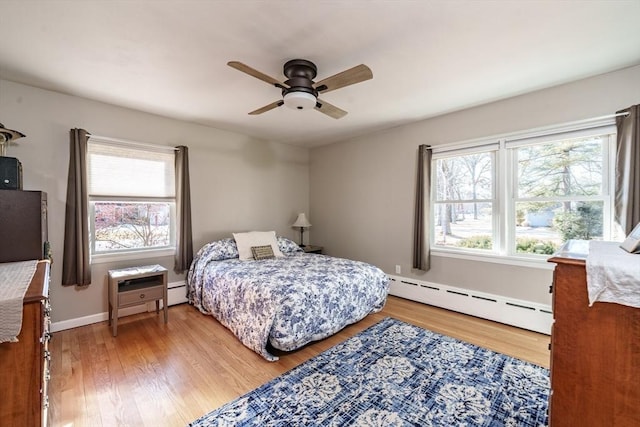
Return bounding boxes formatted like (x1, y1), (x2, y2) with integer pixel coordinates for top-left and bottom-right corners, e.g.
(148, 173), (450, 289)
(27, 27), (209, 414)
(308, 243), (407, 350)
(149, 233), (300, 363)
(387, 274), (552, 335)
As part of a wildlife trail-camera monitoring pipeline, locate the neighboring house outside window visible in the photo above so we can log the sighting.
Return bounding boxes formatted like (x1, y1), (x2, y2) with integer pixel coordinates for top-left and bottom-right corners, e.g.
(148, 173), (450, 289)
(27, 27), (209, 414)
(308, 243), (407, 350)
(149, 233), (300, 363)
(87, 138), (176, 259)
(431, 123), (617, 259)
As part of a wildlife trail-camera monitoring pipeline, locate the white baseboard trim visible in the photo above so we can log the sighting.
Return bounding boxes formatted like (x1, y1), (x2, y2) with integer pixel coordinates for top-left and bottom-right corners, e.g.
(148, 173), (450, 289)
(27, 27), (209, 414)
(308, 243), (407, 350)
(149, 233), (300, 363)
(50, 304), (148, 333)
(387, 275), (552, 335)
(53, 277), (552, 335)
(51, 280), (187, 333)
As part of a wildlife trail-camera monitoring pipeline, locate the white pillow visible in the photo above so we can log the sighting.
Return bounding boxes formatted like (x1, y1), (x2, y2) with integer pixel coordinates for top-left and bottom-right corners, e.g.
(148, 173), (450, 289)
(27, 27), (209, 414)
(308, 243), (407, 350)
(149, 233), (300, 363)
(233, 231), (284, 261)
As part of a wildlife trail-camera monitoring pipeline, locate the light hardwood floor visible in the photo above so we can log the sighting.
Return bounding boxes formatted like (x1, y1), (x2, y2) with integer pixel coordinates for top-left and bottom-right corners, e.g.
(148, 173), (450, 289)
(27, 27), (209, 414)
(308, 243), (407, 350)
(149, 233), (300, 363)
(48, 296), (550, 426)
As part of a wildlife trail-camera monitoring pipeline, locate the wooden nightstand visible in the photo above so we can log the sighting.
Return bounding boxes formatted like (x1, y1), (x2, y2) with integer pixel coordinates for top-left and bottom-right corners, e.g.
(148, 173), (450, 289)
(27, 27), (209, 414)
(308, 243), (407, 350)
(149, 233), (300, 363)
(302, 245), (323, 254)
(108, 264), (168, 337)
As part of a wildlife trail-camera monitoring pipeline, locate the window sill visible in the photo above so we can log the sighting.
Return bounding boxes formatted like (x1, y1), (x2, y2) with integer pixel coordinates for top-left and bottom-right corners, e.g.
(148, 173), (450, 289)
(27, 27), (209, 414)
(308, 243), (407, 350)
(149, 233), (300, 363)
(431, 248), (555, 270)
(91, 247), (176, 264)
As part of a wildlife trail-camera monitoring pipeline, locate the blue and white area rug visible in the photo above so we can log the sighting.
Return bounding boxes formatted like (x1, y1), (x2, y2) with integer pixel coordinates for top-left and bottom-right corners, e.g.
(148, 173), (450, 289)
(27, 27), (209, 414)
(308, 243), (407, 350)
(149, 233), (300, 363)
(189, 317), (549, 426)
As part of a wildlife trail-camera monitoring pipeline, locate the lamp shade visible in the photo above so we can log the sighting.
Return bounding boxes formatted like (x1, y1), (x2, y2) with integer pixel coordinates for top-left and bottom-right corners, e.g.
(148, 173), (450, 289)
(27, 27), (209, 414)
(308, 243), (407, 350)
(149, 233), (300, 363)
(283, 91), (316, 110)
(292, 213), (312, 228)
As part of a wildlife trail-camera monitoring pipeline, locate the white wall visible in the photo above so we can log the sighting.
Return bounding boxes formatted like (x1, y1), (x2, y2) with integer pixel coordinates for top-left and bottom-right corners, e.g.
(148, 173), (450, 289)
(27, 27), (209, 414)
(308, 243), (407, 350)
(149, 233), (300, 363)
(3, 64), (638, 326)
(0, 79), (309, 324)
(310, 65), (640, 307)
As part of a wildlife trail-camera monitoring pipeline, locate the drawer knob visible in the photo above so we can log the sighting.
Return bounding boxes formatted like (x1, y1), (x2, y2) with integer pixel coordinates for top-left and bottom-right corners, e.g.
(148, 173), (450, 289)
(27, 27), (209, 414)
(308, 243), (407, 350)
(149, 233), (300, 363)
(140, 293), (145, 299)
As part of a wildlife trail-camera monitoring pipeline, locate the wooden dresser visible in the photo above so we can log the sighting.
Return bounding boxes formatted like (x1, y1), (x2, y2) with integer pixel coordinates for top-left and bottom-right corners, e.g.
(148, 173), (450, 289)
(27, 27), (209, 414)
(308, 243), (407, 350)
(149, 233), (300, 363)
(548, 241), (639, 426)
(0, 191), (48, 263)
(0, 261), (51, 427)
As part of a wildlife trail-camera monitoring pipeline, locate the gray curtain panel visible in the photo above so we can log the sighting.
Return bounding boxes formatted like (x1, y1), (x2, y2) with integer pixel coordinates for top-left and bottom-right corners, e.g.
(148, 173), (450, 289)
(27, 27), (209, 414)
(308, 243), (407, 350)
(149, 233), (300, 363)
(413, 144), (432, 271)
(62, 128), (91, 286)
(615, 105), (640, 235)
(174, 145), (193, 273)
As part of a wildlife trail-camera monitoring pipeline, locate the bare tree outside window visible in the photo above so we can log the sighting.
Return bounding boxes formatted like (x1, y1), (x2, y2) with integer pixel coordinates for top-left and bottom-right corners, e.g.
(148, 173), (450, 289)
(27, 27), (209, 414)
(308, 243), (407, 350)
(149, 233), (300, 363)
(93, 202), (171, 252)
(434, 152), (494, 249)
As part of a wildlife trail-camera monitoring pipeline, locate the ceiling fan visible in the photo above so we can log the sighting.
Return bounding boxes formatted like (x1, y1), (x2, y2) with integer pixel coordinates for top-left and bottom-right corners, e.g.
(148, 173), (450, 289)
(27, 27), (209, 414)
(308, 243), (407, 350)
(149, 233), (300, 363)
(227, 59), (373, 119)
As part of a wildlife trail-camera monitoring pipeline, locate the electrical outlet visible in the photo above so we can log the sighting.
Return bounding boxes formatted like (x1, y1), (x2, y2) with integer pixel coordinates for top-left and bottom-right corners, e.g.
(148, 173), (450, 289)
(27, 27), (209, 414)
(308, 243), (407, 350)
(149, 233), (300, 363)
(395, 265), (401, 274)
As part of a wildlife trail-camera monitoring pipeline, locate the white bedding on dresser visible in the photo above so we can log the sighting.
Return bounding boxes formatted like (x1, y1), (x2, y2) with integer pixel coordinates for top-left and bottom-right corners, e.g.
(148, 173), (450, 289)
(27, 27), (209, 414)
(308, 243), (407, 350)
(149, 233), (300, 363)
(0, 260), (38, 343)
(586, 241), (640, 308)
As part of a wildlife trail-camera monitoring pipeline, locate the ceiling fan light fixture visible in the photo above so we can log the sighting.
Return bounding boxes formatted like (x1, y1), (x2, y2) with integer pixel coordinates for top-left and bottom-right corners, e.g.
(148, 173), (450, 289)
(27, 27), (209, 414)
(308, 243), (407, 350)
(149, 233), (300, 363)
(283, 91), (316, 111)
(228, 60), (371, 118)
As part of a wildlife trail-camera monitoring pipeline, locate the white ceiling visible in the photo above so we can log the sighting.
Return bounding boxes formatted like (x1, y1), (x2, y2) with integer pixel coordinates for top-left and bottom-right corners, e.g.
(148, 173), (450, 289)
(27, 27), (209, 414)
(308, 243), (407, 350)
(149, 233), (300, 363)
(1, 1), (639, 148)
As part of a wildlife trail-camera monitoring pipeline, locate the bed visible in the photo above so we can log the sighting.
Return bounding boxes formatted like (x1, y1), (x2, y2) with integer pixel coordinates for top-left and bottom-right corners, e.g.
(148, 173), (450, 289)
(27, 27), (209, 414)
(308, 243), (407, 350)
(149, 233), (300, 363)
(187, 235), (389, 361)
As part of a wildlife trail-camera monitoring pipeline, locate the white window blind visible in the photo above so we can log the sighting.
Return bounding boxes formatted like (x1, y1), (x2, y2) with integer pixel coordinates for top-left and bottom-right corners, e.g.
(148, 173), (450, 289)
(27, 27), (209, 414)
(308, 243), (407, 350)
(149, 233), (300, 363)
(88, 141), (175, 198)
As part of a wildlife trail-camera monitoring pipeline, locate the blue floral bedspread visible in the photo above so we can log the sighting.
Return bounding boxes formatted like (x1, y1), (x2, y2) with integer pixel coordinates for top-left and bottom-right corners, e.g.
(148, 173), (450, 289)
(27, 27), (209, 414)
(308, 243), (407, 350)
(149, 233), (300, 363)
(187, 238), (389, 361)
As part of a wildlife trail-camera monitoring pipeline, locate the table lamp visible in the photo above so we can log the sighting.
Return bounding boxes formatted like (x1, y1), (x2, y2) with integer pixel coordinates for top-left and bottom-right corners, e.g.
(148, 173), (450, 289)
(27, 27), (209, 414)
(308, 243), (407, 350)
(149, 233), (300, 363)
(292, 213), (311, 247)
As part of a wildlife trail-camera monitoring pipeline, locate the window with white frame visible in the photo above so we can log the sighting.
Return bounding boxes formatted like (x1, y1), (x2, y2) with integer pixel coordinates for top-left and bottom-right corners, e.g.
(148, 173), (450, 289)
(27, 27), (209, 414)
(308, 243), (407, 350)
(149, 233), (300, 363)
(433, 146), (497, 250)
(87, 139), (176, 256)
(431, 124), (617, 257)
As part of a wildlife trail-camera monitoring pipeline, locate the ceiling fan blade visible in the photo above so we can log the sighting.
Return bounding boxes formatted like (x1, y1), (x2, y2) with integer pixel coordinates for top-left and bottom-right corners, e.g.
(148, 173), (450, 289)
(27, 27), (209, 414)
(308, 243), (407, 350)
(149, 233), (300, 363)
(248, 100), (284, 115)
(228, 61), (288, 88)
(314, 64), (373, 94)
(315, 98), (348, 119)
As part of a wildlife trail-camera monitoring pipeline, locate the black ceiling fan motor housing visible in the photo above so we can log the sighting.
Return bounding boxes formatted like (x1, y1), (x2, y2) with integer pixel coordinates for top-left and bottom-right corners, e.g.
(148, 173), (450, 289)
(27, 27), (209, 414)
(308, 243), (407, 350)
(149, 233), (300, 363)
(282, 59), (318, 97)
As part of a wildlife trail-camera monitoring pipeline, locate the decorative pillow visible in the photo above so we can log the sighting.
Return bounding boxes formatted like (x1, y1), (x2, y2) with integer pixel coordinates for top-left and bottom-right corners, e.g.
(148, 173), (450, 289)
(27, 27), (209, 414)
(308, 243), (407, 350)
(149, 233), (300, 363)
(277, 236), (304, 254)
(233, 231), (284, 261)
(251, 245), (275, 260)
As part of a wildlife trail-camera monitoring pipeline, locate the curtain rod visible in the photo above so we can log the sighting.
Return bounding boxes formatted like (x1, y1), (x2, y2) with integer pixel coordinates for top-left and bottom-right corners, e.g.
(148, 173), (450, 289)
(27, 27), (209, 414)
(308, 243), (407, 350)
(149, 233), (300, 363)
(575, 111), (630, 123)
(88, 134), (180, 151)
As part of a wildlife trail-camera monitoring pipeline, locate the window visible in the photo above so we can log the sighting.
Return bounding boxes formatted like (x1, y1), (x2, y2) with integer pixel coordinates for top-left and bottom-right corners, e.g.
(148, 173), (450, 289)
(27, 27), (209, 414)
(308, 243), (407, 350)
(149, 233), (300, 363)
(87, 139), (176, 256)
(433, 148), (496, 250)
(431, 124), (616, 258)
(510, 132), (613, 255)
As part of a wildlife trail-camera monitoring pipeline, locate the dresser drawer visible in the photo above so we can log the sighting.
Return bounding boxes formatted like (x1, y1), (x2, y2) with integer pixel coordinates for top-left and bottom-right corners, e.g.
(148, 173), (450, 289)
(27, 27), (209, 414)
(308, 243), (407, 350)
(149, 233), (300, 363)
(118, 285), (164, 306)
